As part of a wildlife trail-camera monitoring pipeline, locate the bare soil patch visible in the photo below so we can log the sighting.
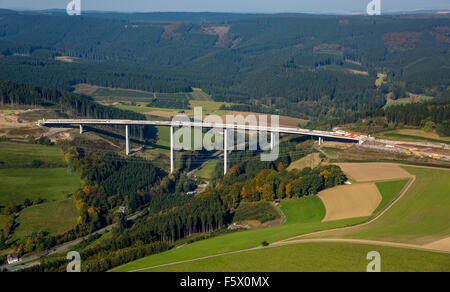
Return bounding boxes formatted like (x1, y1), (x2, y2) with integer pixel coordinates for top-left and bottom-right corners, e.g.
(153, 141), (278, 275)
(318, 183), (382, 222)
(234, 218), (285, 229)
(55, 56), (79, 63)
(322, 141), (352, 149)
(0, 109), (30, 128)
(424, 237), (450, 252)
(145, 111), (185, 119)
(347, 69), (368, 76)
(337, 163), (412, 182)
(288, 153), (323, 171)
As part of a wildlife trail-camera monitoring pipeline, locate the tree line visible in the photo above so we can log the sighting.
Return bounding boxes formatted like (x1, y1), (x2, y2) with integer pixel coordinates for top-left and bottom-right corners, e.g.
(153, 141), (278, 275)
(0, 79), (157, 140)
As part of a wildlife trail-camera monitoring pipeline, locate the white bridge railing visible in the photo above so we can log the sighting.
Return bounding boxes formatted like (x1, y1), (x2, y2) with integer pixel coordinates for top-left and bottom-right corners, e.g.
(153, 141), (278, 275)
(38, 119), (362, 174)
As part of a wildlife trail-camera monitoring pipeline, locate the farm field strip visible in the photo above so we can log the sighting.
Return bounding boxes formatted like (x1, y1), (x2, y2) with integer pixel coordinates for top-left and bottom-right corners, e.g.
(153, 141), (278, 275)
(12, 198), (79, 240)
(111, 196), (368, 272)
(336, 163), (412, 182)
(291, 166), (450, 247)
(318, 183), (382, 222)
(113, 163), (446, 272)
(0, 168), (82, 207)
(0, 142), (65, 166)
(133, 242), (450, 272)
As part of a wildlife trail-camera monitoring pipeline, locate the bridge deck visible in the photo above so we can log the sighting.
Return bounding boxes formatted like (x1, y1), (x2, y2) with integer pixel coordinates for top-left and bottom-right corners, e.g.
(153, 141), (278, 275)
(37, 119), (360, 142)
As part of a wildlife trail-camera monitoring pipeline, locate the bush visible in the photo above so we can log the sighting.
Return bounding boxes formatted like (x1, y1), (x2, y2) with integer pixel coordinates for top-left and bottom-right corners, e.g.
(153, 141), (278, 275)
(34, 197), (44, 205)
(436, 120), (450, 137)
(23, 198), (32, 207)
(31, 160), (45, 168)
(233, 202), (280, 224)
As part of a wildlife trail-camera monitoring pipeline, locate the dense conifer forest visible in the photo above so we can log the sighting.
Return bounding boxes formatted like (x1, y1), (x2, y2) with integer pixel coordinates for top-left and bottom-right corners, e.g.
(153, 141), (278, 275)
(0, 11), (448, 120)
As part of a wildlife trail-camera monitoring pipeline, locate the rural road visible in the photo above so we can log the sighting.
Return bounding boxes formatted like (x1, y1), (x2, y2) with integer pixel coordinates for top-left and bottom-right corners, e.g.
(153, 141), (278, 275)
(124, 237), (450, 272)
(117, 172), (448, 272)
(1, 210), (145, 272)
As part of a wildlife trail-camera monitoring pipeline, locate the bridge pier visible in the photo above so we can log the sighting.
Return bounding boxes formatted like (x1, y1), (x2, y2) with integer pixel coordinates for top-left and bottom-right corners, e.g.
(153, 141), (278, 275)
(224, 128), (229, 175)
(318, 137), (323, 146)
(79, 125), (84, 134)
(170, 126), (175, 173)
(270, 132), (275, 150)
(125, 125), (130, 156)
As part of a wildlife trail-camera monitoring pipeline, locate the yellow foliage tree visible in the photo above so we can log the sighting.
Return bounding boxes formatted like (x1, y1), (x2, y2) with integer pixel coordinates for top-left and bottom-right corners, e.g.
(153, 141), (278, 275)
(286, 183), (293, 198)
(75, 200), (85, 212)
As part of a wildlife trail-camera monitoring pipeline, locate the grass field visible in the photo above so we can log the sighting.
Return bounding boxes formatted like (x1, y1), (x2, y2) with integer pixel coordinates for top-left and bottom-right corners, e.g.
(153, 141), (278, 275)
(0, 214), (9, 233)
(112, 196), (367, 272)
(0, 142), (65, 167)
(75, 84), (212, 103)
(0, 168), (82, 207)
(190, 88), (212, 101)
(338, 167), (450, 245)
(287, 153), (321, 171)
(233, 202), (280, 224)
(116, 104), (183, 114)
(147, 242), (450, 272)
(373, 179), (409, 215)
(311, 167), (450, 245)
(375, 129), (450, 144)
(113, 176), (410, 272)
(12, 198), (79, 240)
(195, 160), (219, 179)
(385, 93), (433, 107)
(115, 167), (449, 272)
(85, 230), (114, 249)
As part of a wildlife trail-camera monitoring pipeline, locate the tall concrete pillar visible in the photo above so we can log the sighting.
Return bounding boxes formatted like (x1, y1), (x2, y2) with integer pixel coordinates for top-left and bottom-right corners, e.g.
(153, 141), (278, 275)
(170, 126), (175, 173)
(318, 137), (323, 146)
(79, 124), (83, 134)
(224, 128), (229, 175)
(125, 125), (130, 156)
(270, 132), (275, 150)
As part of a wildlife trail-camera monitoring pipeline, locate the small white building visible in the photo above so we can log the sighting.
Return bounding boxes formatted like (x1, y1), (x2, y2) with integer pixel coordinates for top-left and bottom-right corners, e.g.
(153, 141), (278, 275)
(7, 254), (20, 265)
(118, 206), (128, 215)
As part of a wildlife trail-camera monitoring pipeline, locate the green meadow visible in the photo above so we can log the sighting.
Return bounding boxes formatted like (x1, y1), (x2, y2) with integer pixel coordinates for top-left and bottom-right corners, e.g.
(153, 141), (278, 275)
(0, 168), (82, 207)
(12, 198), (79, 240)
(113, 178), (408, 272)
(0, 142), (65, 167)
(148, 242), (450, 272)
(373, 179), (410, 216)
(195, 160), (219, 179)
(112, 196), (368, 272)
(340, 167), (450, 245)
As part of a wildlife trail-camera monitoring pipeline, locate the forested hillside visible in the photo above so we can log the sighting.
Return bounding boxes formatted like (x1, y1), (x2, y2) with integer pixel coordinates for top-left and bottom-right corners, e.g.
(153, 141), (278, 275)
(307, 99), (450, 137)
(0, 12), (448, 120)
(0, 79), (157, 139)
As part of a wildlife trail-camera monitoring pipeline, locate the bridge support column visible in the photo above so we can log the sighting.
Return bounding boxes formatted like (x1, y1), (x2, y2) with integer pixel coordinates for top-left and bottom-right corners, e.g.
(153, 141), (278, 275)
(170, 126), (175, 173)
(79, 125), (84, 134)
(224, 128), (229, 175)
(125, 125), (130, 156)
(318, 137), (323, 146)
(270, 132), (275, 150)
